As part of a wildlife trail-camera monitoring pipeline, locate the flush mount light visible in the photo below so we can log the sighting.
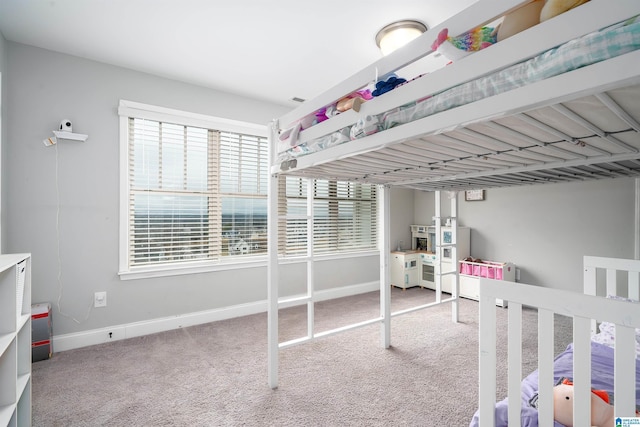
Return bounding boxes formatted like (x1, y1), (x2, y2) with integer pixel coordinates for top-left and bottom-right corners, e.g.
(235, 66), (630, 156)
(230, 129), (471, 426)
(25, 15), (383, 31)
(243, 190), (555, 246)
(375, 20), (428, 56)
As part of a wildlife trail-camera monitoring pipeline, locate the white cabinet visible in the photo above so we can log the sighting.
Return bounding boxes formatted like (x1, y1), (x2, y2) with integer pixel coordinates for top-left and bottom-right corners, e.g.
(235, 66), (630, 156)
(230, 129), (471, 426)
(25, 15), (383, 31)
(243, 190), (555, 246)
(391, 251), (420, 289)
(0, 254), (32, 427)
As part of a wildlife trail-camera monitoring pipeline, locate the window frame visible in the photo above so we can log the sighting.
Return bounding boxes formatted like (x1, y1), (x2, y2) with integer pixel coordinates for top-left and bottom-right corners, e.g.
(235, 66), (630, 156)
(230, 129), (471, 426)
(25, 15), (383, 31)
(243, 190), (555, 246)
(118, 100), (379, 281)
(280, 177), (378, 258)
(118, 100), (269, 280)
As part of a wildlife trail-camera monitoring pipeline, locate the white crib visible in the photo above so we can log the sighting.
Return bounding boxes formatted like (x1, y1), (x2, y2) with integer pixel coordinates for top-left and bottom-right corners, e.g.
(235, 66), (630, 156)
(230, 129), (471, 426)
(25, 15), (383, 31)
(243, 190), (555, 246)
(477, 256), (640, 426)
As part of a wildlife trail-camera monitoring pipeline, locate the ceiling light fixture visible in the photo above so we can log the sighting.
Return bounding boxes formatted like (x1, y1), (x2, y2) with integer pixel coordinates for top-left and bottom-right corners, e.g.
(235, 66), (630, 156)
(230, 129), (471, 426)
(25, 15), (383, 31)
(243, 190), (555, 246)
(375, 20), (428, 56)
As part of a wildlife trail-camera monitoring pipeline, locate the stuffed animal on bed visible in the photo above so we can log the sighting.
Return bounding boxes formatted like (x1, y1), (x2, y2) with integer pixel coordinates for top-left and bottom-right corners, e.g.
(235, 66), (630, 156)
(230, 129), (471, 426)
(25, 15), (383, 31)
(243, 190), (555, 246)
(540, 0), (590, 22)
(430, 27), (497, 62)
(335, 89), (373, 113)
(552, 378), (615, 427)
(280, 89), (372, 146)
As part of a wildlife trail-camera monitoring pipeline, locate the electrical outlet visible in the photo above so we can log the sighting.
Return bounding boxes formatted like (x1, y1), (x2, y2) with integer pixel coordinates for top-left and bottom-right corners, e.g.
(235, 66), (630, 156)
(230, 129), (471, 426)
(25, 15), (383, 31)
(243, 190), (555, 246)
(94, 291), (107, 308)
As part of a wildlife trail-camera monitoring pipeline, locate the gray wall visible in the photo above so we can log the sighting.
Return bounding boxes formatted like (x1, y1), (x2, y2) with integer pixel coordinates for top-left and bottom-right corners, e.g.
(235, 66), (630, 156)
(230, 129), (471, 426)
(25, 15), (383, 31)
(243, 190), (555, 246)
(411, 178), (636, 292)
(0, 30), (6, 249)
(4, 39), (635, 339)
(2, 42), (380, 337)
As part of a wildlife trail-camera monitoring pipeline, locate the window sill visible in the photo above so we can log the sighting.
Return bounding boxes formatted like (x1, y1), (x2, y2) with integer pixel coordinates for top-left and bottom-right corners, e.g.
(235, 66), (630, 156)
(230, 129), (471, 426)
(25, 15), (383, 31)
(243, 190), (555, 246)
(119, 250), (380, 280)
(119, 257), (268, 281)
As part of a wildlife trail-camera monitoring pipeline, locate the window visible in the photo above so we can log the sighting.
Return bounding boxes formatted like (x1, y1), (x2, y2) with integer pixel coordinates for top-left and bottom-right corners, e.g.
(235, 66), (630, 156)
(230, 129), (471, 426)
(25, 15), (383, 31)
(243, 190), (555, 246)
(119, 101), (268, 276)
(119, 101), (377, 278)
(281, 177), (377, 257)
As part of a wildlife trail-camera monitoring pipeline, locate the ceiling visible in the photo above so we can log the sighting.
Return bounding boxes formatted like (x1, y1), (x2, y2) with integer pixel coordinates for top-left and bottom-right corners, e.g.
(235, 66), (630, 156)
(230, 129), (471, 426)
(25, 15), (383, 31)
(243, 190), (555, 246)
(0, 0), (477, 108)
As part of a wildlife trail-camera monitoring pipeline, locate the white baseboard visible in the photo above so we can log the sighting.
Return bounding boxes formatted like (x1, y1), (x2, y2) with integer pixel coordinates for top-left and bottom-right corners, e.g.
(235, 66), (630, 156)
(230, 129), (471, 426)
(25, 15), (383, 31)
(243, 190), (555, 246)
(53, 281), (379, 353)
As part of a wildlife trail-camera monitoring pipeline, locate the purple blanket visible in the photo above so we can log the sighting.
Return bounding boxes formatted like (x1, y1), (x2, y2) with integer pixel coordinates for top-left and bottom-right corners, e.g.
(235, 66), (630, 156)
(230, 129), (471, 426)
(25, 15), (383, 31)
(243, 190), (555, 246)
(469, 342), (640, 427)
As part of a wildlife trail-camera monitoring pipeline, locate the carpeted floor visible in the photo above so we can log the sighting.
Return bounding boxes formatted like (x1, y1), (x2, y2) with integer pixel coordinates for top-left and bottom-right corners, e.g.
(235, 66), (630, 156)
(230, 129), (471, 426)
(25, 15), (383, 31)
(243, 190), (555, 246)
(31, 287), (572, 426)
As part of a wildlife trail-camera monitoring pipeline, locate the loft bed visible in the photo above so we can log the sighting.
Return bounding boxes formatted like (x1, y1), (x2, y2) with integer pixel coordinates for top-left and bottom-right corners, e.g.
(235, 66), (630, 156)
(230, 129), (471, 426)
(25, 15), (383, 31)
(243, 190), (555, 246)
(266, 0), (640, 390)
(474, 256), (640, 426)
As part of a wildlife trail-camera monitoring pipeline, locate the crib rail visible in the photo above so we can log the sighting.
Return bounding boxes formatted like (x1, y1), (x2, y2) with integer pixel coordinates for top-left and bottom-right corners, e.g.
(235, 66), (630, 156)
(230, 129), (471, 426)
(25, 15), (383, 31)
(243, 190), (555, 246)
(478, 278), (640, 427)
(584, 255), (640, 302)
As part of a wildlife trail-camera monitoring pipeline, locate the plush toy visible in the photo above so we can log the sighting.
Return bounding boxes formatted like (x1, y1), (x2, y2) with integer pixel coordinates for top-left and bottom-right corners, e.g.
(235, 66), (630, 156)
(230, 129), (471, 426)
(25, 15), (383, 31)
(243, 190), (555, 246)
(540, 0), (590, 22)
(335, 89), (373, 113)
(430, 27), (497, 62)
(371, 73), (407, 97)
(280, 89), (372, 146)
(497, 0), (545, 41)
(552, 378), (614, 427)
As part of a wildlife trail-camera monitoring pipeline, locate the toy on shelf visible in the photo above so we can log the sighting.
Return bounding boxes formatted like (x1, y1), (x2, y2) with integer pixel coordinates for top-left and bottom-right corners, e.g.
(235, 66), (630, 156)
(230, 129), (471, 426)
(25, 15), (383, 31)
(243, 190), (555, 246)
(279, 89), (372, 146)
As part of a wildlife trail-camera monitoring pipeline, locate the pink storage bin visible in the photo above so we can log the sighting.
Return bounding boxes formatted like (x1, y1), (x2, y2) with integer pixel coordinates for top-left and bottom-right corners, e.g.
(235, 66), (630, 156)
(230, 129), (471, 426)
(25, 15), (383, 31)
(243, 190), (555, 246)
(460, 262), (472, 275)
(472, 264), (482, 276)
(479, 265), (489, 278)
(487, 266), (496, 279)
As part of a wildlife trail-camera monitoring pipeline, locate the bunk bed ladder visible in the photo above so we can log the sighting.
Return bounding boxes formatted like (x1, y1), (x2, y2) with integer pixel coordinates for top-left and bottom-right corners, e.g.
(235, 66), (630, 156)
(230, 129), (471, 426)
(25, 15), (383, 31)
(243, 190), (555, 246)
(267, 118), (392, 388)
(434, 191), (459, 323)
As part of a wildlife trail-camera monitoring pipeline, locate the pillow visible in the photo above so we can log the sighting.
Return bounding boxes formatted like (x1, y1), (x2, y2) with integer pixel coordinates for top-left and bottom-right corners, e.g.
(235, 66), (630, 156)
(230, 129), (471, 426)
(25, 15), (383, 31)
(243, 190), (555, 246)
(497, 0), (544, 42)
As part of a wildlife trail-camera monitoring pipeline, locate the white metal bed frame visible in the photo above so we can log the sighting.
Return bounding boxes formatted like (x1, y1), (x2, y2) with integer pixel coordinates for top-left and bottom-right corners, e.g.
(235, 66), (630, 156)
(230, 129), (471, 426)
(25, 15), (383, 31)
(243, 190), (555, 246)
(267, 0), (640, 390)
(478, 256), (640, 426)
(272, 0), (640, 189)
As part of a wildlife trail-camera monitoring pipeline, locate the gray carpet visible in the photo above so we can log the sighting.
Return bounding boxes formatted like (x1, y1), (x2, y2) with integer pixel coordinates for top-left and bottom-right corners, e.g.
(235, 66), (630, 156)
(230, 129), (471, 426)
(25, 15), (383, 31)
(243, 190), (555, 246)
(32, 287), (572, 426)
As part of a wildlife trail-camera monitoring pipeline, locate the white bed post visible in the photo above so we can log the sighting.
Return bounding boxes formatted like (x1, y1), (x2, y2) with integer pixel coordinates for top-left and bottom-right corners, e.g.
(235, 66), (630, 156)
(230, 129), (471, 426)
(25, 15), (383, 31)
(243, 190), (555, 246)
(636, 177), (640, 261)
(536, 308), (555, 425)
(267, 121), (279, 389)
(478, 289), (497, 427)
(380, 185), (391, 348)
(572, 315), (593, 427)
(633, 178), (640, 299)
(306, 178), (315, 340)
(434, 191), (442, 303)
(584, 260), (598, 335)
(450, 192), (459, 323)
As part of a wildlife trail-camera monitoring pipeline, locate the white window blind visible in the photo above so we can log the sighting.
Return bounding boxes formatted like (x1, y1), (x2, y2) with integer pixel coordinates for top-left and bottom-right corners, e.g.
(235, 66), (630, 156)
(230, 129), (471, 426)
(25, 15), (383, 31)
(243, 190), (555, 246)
(127, 117), (268, 269)
(281, 177), (377, 256)
(121, 101), (376, 275)
(219, 132), (268, 256)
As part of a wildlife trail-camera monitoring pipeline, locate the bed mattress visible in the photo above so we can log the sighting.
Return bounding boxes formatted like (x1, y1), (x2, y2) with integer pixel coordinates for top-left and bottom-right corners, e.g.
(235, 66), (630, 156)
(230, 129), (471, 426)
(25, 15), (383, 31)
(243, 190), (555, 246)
(277, 16), (640, 165)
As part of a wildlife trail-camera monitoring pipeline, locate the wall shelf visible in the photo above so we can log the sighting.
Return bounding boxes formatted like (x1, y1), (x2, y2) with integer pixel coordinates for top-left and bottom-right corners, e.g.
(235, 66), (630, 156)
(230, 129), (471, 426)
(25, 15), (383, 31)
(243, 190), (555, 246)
(52, 130), (88, 142)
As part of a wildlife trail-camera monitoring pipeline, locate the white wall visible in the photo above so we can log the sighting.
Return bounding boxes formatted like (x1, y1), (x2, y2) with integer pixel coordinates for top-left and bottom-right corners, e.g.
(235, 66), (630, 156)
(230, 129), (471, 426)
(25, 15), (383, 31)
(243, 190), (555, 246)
(389, 188), (414, 250)
(411, 178), (636, 292)
(3, 42), (381, 339)
(0, 30), (6, 251)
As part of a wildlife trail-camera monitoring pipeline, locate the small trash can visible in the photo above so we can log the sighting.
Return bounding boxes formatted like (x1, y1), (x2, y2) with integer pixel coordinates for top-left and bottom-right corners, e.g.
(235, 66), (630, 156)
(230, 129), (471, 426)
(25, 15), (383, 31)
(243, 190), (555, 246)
(32, 303), (52, 362)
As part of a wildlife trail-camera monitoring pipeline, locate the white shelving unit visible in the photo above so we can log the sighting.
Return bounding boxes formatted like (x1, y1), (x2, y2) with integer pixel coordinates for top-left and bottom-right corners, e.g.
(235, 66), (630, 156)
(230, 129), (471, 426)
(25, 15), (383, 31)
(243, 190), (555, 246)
(459, 259), (516, 307)
(52, 130), (88, 142)
(0, 254), (32, 427)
